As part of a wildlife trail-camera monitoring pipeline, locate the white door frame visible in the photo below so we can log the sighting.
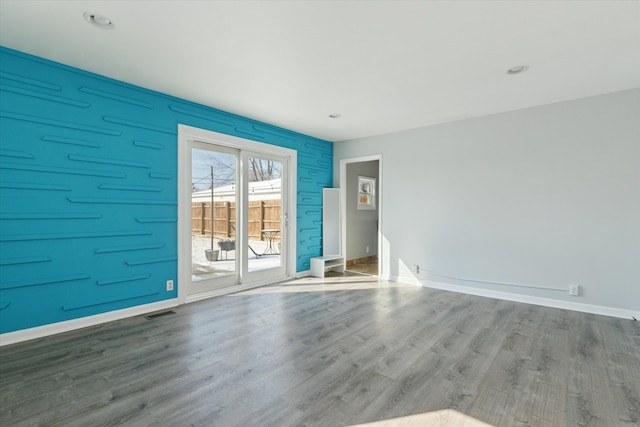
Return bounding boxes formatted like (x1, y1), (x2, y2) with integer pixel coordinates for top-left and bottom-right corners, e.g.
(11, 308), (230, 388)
(177, 124), (297, 304)
(339, 155), (383, 277)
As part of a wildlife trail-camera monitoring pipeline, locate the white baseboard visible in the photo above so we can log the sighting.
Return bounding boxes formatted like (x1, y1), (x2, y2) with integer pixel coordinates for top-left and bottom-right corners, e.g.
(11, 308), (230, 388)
(5, 273), (634, 347)
(1, 272), (300, 347)
(388, 274), (421, 286)
(296, 270), (311, 278)
(388, 275), (638, 320)
(0, 299), (179, 347)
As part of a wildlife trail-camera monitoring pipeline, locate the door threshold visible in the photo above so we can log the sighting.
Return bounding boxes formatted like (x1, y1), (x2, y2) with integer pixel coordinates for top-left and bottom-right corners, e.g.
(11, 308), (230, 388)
(186, 275), (291, 303)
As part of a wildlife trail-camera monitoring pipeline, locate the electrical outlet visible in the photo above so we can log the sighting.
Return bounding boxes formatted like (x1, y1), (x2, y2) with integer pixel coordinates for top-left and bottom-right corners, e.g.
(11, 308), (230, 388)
(365, 246), (370, 254)
(569, 284), (579, 296)
(412, 265), (420, 274)
(166, 280), (174, 291)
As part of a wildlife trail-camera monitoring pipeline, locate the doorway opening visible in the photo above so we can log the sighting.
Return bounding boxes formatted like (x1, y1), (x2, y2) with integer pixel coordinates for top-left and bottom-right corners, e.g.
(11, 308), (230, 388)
(340, 156), (382, 277)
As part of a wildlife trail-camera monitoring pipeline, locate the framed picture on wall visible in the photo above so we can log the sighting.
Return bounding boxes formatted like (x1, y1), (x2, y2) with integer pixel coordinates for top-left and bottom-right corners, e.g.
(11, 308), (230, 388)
(357, 176), (376, 210)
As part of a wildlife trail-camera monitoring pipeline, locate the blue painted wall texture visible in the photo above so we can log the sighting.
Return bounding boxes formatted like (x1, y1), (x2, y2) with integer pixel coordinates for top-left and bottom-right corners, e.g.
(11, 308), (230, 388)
(0, 47), (331, 334)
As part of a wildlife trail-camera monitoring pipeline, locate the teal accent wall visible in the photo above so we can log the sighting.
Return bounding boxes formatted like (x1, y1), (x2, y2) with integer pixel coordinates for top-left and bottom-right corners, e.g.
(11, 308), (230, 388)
(0, 47), (331, 334)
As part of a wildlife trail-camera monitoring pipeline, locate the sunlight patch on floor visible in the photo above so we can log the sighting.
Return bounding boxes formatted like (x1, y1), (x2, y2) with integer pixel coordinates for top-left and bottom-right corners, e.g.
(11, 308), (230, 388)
(349, 409), (493, 427)
(235, 274), (418, 295)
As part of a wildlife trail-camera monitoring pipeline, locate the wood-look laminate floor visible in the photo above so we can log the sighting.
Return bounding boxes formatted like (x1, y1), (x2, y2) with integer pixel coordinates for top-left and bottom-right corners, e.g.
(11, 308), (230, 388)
(347, 257), (378, 276)
(1, 273), (639, 427)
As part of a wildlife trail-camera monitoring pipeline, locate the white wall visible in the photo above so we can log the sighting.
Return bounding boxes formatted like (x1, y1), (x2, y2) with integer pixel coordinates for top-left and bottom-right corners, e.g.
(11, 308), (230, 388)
(346, 160), (379, 260)
(334, 89), (640, 317)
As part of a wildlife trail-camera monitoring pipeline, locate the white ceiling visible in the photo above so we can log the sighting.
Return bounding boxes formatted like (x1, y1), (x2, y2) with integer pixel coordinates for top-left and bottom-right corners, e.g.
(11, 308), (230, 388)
(1, 1), (639, 142)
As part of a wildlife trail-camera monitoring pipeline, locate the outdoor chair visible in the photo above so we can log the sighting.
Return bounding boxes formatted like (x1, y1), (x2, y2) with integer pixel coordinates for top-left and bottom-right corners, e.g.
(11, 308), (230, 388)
(217, 239), (235, 260)
(228, 224), (262, 258)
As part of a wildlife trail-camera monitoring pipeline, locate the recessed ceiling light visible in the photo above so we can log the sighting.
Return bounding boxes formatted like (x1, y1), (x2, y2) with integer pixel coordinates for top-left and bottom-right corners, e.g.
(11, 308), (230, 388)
(83, 12), (114, 29)
(328, 113), (342, 119)
(507, 65), (529, 75)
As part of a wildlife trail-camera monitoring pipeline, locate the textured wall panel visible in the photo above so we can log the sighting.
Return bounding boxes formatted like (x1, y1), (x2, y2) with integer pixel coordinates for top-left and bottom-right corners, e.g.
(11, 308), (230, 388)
(0, 47), (332, 334)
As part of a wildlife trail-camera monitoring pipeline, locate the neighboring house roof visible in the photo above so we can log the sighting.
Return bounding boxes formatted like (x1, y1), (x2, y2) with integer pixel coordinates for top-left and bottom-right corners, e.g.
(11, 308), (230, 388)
(191, 178), (282, 202)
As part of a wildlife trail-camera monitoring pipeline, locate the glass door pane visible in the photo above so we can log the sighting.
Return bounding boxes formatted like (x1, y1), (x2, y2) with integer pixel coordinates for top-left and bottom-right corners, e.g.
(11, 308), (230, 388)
(245, 154), (285, 276)
(190, 144), (239, 293)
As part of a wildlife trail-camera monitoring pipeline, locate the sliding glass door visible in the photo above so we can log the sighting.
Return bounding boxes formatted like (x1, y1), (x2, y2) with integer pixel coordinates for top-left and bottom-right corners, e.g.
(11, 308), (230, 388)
(245, 152), (284, 275)
(186, 141), (288, 297)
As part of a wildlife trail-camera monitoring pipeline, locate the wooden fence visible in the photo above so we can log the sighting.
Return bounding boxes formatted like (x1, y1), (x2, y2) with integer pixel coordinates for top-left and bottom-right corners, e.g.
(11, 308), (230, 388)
(192, 201), (281, 241)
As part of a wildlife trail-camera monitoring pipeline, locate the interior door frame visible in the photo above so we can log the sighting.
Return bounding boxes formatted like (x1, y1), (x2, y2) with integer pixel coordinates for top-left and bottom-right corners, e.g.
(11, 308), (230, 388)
(339, 155), (383, 277)
(178, 124), (297, 304)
